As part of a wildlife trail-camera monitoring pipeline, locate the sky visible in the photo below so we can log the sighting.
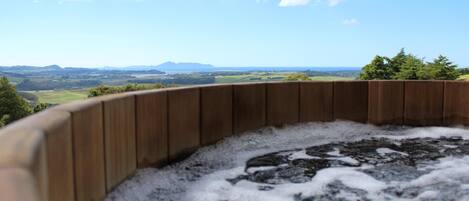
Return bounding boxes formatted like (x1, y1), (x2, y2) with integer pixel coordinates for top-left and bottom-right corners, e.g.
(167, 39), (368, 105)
(0, 0), (468, 67)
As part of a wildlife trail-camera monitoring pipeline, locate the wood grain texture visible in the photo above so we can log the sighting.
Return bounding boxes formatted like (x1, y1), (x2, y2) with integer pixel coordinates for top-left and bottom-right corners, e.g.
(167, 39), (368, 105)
(134, 90), (168, 168)
(404, 81), (444, 126)
(0, 168), (41, 201)
(334, 81), (369, 123)
(200, 85), (233, 146)
(368, 81), (404, 125)
(101, 95), (137, 191)
(168, 87), (200, 161)
(299, 82), (334, 122)
(54, 100), (106, 201)
(266, 82), (299, 126)
(5, 111), (74, 201)
(444, 81), (469, 125)
(233, 83), (266, 134)
(0, 127), (47, 201)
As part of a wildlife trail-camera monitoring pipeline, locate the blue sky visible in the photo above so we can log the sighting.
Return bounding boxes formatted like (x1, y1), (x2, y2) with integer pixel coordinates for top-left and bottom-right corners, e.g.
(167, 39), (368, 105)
(1, 0), (468, 67)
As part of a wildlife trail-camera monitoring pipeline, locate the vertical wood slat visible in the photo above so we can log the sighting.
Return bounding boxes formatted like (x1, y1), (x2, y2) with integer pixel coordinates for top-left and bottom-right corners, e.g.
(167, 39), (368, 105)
(444, 81), (469, 125)
(53, 100), (106, 201)
(233, 83), (266, 134)
(168, 87), (200, 161)
(0, 168), (41, 201)
(0, 127), (47, 201)
(134, 90), (168, 168)
(101, 95), (137, 191)
(200, 85), (233, 146)
(333, 81), (369, 123)
(4, 111), (75, 201)
(299, 82), (334, 122)
(404, 81), (445, 126)
(266, 82), (299, 126)
(368, 81), (404, 125)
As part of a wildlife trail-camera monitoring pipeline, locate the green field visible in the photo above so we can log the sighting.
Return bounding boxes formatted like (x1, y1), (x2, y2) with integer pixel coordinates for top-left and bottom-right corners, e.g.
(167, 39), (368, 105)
(458, 74), (469, 81)
(309, 76), (355, 81)
(215, 73), (354, 83)
(33, 90), (89, 104)
(29, 74), (354, 105)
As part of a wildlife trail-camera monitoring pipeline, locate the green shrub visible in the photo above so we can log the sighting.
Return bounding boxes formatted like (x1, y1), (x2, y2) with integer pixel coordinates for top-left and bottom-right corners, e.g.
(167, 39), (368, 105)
(88, 83), (166, 97)
(0, 77), (31, 125)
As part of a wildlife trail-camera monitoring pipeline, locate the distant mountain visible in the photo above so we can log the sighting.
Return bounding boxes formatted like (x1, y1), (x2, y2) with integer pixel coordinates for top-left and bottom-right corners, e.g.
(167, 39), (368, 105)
(0, 65), (165, 75)
(0, 65), (62, 72)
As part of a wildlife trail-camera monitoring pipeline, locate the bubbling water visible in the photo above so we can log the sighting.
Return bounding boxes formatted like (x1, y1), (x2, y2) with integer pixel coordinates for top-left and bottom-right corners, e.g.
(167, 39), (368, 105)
(105, 122), (469, 201)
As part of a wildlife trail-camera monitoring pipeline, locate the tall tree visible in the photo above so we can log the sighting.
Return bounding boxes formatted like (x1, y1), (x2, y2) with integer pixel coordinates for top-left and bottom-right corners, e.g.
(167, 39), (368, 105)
(0, 77), (31, 125)
(388, 48), (408, 75)
(427, 55), (460, 80)
(359, 55), (393, 80)
(393, 55), (426, 80)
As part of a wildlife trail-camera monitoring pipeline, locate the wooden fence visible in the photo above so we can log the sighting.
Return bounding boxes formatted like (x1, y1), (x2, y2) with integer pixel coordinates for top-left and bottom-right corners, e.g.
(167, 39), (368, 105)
(1, 81), (468, 201)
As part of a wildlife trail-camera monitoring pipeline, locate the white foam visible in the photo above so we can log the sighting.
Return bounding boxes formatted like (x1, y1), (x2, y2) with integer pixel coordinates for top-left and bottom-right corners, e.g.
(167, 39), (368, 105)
(376, 147), (409, 156)
(327, 156), (360, 165)
(288, 149), (320, 160)
(105, 121), (469, 201)
(326, 148), (342, 156)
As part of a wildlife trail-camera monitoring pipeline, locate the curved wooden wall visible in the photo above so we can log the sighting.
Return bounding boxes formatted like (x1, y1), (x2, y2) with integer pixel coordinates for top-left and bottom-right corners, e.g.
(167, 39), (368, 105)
(0, 80), (468, 201)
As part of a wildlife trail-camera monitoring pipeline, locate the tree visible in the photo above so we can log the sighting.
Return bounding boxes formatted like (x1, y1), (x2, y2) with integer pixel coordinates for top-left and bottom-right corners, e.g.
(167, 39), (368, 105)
(458, 67), (469, 75)
(33, 103), (50, 113)
(359, 55), (393, 80)
(284, 73), (312, 81)
(427, 55), (460, 80)
(0, 77), (31, 125)
(393, 55), (426, 80)
(88, 83), (166, 97)
(388, 48), (408, 75)
(0, 115), (9, 128)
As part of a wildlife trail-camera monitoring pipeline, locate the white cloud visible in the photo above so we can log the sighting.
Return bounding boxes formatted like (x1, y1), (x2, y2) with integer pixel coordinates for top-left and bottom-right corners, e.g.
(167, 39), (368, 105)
(278, 0), (311, 7)
(326, 0), (344, 7)
(342, 18), (359, 26)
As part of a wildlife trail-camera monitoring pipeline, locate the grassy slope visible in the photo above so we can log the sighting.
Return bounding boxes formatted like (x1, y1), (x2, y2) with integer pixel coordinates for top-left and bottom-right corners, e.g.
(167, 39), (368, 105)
(215, 73), (355, 83)
(458, 74), (469, 80)
(34, 90), (89, 104)
(309, 76), (354, 81)
(31, 74), (355, 104)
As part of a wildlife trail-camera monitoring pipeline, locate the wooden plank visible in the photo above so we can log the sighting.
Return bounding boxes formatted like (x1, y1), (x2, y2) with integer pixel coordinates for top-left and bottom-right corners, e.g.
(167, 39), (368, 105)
(0, 168), (41, 201)
(200, 85), (233, 146)
(134, 90), (168, 168)
(168, 87), (200, 161)
(266, 82), (299, 126)
(334, 81), (369, 123)
(299, 82), (333, 122)
(0, 126), (47, 201)
(53, 100), (106, 201)
(368, 81), (404, 125)
(100, 94), (137, 191)
(444, 81), (469, 125)
(404, 81), (444, 126)
(5, 111), (74, 201)
(233, 83), (266, 134)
